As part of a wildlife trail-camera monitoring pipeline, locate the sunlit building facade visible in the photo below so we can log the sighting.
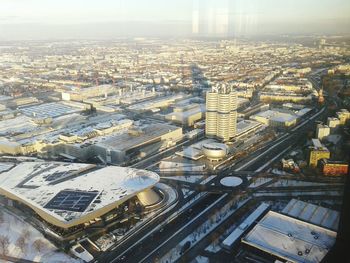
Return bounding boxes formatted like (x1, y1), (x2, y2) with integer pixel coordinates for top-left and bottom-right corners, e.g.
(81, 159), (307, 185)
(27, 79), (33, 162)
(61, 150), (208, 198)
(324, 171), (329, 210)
(205, 85), (237, 141)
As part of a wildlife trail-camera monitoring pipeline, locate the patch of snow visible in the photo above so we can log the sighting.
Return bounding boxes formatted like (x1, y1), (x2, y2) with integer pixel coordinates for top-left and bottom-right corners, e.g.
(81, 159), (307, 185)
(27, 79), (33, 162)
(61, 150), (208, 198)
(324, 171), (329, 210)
(249, 178), (273, 188)
(0, 207), (79, 262)
(192, 255), (209, 263)
(159, 197), (250, 263)
(268, 180), (328, 187)
(200, 175), (216, 185)
(162, 175), (204, 184)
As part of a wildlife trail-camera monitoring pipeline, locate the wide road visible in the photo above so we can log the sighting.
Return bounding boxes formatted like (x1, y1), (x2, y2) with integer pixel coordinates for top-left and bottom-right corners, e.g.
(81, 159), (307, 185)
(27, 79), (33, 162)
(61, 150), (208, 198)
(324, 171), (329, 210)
(96, 193), (222, 263)
(96, 103), (330, 263)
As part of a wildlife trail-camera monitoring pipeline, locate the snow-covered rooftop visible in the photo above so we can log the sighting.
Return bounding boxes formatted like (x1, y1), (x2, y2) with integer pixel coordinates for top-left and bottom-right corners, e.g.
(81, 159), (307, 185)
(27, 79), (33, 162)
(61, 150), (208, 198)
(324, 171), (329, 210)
(0, 161), (159, 228)
(20, 102), (83, 119)
(0, 114), (38, 135)
(242, 211), (336, 263)
(282, 199), (339, 231)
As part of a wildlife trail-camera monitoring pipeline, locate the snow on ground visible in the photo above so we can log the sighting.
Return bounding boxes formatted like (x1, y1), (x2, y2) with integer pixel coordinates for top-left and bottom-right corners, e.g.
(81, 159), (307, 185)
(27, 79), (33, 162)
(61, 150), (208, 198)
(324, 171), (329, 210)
(254, 191), (341, 197)
(192, 255), (209, 263)
(161, 175), (204, 184)
(159, 198), (250, 263)
(182, 189), (194, 198)
(0, 207), (80, 262)
(205, 242), (221, 253)
(268, 179), (328, 187)
(248, 178), (273, 188)
(200, 175), (215, 185)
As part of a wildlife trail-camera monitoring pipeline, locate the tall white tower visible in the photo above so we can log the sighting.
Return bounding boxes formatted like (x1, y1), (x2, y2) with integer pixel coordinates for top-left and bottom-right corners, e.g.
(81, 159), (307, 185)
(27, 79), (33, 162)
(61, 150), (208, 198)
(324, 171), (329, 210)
(205, 84), (237, 141)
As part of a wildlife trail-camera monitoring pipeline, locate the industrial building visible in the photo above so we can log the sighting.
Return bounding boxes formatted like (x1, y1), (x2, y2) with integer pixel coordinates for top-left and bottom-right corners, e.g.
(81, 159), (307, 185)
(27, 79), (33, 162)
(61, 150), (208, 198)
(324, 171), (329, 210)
(83, 86), (159, 107)
(308, 139), (330, 167)
(282, 199), (340, 231)
(250, 109), (298, 127)
(127, 93), (189, 113)
(223, 199), (340, 262)
(235, 120), (265, 139)
(205, 84), (237, 141)
(237, 103), (269, 118)
(242, 210), (336, 263)
(258, 92), (313, 103)
(19, 101), (90, 120)
(61, 85), (116, 101)
(164, 104), (205, 126)
(90, 123), (182, 164)
(0, 161), (160, 229)
(0, 113), (132, 157)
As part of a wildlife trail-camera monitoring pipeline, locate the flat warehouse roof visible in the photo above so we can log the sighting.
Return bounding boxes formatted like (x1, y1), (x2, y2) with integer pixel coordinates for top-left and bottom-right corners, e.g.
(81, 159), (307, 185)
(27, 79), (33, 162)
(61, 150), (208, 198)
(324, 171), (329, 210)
(282, 199), (339, 231)
(242, 211), (336, 263)
(96, 124), (181, 151)
(20, 102), (82, 119)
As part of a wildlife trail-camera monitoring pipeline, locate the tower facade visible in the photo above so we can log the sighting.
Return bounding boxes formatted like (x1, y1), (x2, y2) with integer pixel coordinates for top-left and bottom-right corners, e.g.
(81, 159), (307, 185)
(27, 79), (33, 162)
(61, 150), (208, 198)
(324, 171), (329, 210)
(205, 84), (237, 141)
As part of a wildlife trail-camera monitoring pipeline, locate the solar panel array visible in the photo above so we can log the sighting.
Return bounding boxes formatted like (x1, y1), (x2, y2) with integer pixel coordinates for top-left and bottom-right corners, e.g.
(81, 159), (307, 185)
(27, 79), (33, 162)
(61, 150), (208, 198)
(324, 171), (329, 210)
(44, 190), (98, 212)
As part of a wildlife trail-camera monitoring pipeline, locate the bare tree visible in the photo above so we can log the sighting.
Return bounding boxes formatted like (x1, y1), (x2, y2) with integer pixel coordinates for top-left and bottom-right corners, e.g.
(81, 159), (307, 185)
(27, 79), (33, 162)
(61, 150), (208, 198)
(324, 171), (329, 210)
(33, 239), (46, 253)
(0, 235), (10, 255)
(16, 236), (27, 254)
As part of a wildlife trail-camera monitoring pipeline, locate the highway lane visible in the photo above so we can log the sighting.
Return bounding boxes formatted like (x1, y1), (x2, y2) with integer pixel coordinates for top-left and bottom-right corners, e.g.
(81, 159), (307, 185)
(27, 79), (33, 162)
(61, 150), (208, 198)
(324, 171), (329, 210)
(169, 71), (335, 261)
(98, 102), (330, 262)
(138, 194), (232, 263)
(129, 129), (305, 261)
(177, 198), (258, 263)
(167, 106), (331, 261)
(96, 193), (222, 263)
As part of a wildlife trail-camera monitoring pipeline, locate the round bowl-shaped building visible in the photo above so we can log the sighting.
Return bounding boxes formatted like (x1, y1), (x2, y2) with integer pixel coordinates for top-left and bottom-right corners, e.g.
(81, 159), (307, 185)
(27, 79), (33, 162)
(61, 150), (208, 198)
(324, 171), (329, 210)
(202, 142), (228, 161)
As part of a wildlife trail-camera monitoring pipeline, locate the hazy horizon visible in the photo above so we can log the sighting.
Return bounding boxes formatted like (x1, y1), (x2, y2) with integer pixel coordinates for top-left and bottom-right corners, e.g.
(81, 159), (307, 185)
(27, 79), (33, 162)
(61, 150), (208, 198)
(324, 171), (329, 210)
(1, 0), (350, 40)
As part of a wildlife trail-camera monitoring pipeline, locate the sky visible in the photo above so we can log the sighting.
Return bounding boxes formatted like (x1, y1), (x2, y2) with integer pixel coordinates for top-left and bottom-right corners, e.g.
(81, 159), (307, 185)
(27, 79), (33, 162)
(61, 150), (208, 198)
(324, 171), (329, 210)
(0, 0), (349, 40)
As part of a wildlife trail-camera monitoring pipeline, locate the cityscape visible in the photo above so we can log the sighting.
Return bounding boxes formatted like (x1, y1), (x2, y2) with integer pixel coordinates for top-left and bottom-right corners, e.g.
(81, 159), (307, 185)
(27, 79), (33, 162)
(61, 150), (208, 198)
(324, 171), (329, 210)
(0, 1), (350, 263)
